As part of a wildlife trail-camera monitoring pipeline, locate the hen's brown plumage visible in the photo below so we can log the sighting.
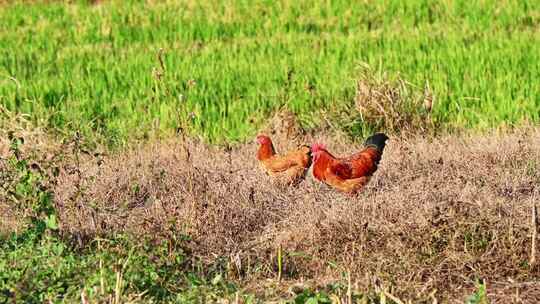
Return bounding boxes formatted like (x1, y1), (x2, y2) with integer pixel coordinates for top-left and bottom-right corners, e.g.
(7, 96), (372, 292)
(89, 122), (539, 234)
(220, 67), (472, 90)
(256, 135), (312, 184)
(312, 133), (389, 194)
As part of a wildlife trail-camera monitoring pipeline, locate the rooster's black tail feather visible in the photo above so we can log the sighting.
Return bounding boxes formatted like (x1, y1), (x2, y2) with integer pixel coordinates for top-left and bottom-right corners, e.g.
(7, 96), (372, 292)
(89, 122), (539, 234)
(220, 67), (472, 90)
(364, 133), (389, 153)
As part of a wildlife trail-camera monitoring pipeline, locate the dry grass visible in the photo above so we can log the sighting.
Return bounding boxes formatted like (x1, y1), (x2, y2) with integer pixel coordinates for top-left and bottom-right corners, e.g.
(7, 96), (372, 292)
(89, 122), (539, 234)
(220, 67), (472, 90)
(354, 64), (436, 135)
(2, 126), (540, 302)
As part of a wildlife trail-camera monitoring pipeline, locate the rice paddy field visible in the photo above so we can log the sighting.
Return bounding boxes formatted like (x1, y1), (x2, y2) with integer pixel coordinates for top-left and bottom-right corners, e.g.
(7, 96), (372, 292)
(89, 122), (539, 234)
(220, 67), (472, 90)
(1, 0), (540, 144)
(1, 0), (540, 303)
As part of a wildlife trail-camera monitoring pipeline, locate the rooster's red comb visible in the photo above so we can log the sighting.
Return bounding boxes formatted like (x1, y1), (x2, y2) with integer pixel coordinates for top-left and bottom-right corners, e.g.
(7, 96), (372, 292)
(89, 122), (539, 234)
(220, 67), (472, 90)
(311, 143), (326, 152)
(256, 134), (271, 144)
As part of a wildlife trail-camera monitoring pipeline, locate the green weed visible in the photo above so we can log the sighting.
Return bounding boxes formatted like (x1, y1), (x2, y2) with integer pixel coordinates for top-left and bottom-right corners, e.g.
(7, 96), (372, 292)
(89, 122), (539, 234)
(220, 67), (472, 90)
(465, 280), (489, 304)
(2, 133), (58, 239)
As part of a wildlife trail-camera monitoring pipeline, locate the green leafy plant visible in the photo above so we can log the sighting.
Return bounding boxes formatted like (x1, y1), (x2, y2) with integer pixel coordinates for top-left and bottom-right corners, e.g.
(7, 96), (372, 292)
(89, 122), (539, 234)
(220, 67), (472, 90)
(466, 280), (488, 304)
(3, 133), (58, 239)
(293, 290), (332, 304)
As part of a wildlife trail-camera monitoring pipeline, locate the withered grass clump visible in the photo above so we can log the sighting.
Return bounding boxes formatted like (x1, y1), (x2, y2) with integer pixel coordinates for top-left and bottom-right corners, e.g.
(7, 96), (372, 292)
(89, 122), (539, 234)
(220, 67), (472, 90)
(354, 65), (436, 135)
(2, 129), (540, 302)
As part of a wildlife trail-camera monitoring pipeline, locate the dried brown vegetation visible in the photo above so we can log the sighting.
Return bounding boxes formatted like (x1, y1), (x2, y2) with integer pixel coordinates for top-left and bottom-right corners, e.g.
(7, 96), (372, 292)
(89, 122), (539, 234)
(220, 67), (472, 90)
(2, 127), (540, 302)
(354, 65), (436, 135)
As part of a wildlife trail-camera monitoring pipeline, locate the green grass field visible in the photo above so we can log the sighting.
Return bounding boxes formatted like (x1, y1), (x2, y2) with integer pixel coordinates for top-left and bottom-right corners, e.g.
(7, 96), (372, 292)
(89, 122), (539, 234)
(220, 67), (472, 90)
(1, 0), (539, 144)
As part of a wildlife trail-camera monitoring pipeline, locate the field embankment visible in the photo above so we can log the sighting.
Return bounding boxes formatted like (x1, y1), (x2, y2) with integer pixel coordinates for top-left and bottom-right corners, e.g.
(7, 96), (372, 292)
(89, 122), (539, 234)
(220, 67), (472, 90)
(2, 126), (539, 302)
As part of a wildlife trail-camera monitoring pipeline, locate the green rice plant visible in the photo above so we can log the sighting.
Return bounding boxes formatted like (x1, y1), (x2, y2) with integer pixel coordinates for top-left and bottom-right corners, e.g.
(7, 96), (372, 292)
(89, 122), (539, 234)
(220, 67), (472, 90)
(1, 0), (539, 145)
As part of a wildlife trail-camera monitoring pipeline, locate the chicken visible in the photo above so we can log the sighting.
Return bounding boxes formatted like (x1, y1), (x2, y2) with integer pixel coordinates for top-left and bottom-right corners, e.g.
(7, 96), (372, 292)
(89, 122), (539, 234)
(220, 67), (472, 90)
(256, 135), (312, 184)
(311, 133), (389, 194)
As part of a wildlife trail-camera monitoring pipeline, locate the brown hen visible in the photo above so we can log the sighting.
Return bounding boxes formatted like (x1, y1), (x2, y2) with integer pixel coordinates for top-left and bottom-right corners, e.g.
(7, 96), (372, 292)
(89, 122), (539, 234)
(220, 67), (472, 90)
(256, 135), (312, 184)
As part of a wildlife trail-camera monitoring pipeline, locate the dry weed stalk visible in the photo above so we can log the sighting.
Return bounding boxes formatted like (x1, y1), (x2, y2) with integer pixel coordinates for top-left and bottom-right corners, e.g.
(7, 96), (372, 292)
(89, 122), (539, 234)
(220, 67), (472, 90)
(80, 290), (89, 304)
(262, 108), (306, 144)
(347, 270), (352, 304)
(354, 65), (435, 135)
(531, 199), (538, 267)
(383, 290), (405, 304)
(277, 244), (283, 282)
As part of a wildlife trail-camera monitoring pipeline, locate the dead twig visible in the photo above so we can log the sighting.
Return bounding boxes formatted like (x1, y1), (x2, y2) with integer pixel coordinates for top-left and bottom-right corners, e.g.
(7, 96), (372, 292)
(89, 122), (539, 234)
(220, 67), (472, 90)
(531, 199), (538, 266)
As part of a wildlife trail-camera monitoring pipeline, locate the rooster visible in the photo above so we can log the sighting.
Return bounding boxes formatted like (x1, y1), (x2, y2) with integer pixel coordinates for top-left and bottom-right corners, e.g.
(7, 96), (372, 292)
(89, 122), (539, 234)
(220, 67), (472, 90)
(256, 135), (312, 184)
(311, 133), (389, 194)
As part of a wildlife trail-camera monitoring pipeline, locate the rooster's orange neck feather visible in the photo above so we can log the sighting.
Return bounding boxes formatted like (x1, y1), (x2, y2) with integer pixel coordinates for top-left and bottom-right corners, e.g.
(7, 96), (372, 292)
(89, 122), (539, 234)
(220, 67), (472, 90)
(257, 141), (275, 161)
(313, 150), (334, 180)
